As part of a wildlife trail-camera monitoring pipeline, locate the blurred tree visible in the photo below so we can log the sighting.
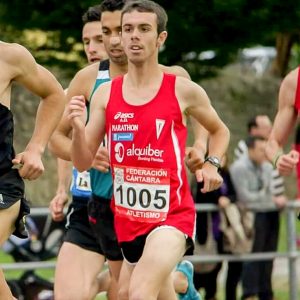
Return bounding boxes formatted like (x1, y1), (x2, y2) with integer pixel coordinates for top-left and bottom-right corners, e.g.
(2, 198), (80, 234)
(1, 0), (300, 77)
(156, 0), (300, 77)
(0, 0), (97, 71)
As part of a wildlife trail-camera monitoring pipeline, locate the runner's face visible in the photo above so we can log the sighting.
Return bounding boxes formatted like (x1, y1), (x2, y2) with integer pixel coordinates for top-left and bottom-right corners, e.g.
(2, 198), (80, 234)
(250, 139), (267, 164)
(82, 21), (107, 64)
(121, 11), (165, 64)
(255, 116), (272, 139)
(101, 11), (127, 65)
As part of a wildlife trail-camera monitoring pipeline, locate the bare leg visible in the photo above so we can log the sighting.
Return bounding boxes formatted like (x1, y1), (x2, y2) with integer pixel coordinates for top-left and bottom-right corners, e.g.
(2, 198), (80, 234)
(0, 201), (20, 300)
(172, 270), (188, 294)
(118, 260), (135, 300)
(107, 273), (119, 300)
(128, 228), (186, 300)
(54, 242), (105, 300)
(97, 268), (110, 294)
(107, 259), (123, 300)
(158, 274), (178, 300)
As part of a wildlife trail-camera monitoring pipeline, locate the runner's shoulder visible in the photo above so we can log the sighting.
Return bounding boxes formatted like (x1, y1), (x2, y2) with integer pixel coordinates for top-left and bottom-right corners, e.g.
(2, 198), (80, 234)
(74, 62), (100, 82)
(279, 67), (299, 107)
(0, 42), (36, 75)
(159, 64), (191, 80)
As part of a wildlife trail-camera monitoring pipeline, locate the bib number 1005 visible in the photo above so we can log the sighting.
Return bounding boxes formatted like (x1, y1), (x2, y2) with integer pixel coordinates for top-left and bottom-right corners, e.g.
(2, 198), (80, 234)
(115, 185), (168, 210)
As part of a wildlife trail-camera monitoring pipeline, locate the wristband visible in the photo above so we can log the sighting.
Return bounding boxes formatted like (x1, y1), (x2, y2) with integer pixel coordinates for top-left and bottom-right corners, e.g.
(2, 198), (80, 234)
(204, 156), (221, 170)
(272, 150), (283, 168)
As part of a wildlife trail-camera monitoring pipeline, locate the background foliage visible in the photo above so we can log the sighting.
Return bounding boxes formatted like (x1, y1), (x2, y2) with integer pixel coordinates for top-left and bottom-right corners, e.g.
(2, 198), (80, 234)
(1, 0), (300, 77)
(1, 0), (299, 202)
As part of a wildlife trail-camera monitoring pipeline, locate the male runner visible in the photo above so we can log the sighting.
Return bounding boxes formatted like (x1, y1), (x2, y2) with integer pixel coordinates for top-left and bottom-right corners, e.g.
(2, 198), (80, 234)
(0, 41), (64, 299)
(49, 5), (116, 300)
(49, 1), (206, 299)
(67, 1), (229, 299)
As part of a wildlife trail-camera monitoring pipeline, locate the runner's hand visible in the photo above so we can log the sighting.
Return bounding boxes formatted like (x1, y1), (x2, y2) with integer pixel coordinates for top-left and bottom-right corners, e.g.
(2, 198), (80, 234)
(92, 146), (110, 173)
(12, 149), (44, 180)
(185, 146), (205, 173)
(49, 192), (68, 221)
(195, 164), (223, 193)
(277, 150), (299, 176)
(67, 95), (86, 131)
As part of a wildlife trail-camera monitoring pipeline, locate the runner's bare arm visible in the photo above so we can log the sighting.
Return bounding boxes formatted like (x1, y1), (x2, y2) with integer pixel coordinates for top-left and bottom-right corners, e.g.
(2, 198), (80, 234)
(266, 68), (299, 174)
(177, 77), (229, 192)
(161, 65), (208, 171)
(49, 158), (72, 221)
(49, 63), (99, 160)
(185, 117), (208, 172)
(11, 44), (65, 179)
(177, 78), (229, 160)
(266, 69), (298, 158)
(13, 44), (65, 152)
(70, 81), (111, 172)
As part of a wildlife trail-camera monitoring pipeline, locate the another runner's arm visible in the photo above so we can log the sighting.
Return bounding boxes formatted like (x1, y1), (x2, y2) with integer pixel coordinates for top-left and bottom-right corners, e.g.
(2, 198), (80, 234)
(186, 117), (208, 172)
(162, 65), (208, 171)
(54, 158), (72, 199)
(49, 158), (72, 221)
(10, 44), (65, 179)
(266, 69), (298, 163)
(70, 81), (110, 172)
(178, 78), (230, 161)
(49, 64), (98, 160)
(13, 44), (65, 155)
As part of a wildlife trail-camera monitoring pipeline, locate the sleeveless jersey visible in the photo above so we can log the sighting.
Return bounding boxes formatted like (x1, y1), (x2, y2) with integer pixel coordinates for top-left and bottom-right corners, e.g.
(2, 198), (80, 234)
(106, 73), (196, 243)
(88, 60), (113, 200)
(294, 67), (300, 198)
(0, 103), (24, 207)
(71, 60), (111, 199)
(294, 67), (300, 112)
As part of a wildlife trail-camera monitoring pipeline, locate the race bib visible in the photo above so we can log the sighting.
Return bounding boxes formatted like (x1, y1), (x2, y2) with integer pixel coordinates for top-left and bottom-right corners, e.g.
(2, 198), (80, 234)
(75, 171), (91, 192)
(113, 165), (170, 223)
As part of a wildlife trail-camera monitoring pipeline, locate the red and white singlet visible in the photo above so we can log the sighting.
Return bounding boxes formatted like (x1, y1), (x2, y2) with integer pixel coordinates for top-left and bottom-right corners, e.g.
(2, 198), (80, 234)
(106, 73), (196, 243)
(294, 67), (300, 112)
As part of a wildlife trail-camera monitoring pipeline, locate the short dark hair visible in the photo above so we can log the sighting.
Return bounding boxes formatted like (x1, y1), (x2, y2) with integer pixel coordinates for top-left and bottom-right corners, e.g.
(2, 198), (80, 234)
(82, 5), (102, 24)
(100, 0), (127, 12)
(245, 135), (265, 149)
(122, 0), (168, 34)
(247, 116), (258, 133)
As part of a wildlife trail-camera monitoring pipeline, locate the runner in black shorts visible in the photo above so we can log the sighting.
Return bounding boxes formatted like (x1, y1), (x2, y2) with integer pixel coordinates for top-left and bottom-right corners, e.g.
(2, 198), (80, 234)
(0, 40), (64, 300)
(48, 6), (122, 300)
(0, 104), (30, 238)
(64, 198), (102, 253)
(88, 195), (123, 261)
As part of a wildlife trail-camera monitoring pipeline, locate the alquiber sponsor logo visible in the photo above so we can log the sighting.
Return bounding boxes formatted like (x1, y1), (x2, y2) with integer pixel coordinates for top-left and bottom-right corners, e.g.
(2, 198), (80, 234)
(114, 143), (164, 163)
(127, 143), (164, 158)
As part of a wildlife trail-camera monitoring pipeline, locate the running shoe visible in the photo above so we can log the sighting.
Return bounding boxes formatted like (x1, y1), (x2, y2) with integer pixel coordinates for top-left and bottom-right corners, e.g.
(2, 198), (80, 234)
(176, 260), (201, 300)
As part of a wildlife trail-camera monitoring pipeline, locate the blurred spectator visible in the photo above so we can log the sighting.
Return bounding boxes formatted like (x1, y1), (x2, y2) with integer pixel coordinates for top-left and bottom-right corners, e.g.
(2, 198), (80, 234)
(234, 115), (286, 208)
(192, 155), (238, 300)
(230, 135), (279, 300)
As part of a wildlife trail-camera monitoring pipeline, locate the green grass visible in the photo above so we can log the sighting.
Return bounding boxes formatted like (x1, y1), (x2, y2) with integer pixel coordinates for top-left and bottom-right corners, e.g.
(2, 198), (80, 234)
(0, 250), (55, 283)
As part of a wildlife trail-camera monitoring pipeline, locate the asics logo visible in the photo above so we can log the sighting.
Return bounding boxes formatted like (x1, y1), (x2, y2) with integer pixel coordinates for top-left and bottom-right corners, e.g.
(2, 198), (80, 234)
(114, 112), (134, 120)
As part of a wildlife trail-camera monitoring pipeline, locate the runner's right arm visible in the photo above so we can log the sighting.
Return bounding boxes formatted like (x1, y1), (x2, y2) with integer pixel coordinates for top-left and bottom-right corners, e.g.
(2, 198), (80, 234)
(49, 158), (72, 221)
(48, 63), (99, 160)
